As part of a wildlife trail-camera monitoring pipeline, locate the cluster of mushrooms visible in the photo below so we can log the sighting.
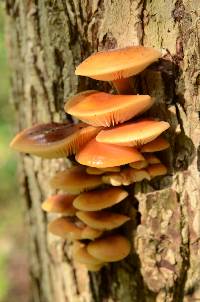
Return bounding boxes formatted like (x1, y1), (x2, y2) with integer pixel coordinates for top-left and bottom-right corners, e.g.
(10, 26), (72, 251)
(10, 46), (170, 272)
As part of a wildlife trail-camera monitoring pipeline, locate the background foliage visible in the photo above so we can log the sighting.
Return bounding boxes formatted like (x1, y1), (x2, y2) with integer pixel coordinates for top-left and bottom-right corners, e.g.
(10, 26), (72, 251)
(0, 5), (29, 301)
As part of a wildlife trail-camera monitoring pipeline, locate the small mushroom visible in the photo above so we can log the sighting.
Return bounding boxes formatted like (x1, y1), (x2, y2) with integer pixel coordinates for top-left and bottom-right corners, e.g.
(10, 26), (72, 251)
(75, 46), (161, 94)
(129, 154), (161, 168)
(10, 122), (101, 158)
(96, 119), (170, 147)
(72, 243), (104, 266)
(129, 159), (148, 169)
(65, 90), (154, 127)
(76, 211), (130, 231)
(102, 167), (150, 186)
(144, 154), (161, 164)
(87, 234), (131, 262)
(84, 263), (104, 272)
(76, 138), (144, 168)
(147, 163), (167, 178)
(50, 165), (103, 194)
(73, 187), (128, 211)
(42, 194), (77, 215)
(48, 217), (102, 240)
(86, 166), (120, 175)
(102, 173), (124, 186)
(140, 137), (170, 152)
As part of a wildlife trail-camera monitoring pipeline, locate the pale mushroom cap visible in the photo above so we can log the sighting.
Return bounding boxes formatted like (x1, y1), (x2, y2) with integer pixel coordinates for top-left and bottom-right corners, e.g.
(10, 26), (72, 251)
(96, 119), (170, 147)
(100, 167), (121, 173)
(102, 173), (124, 186)
(50, 166), (103, 194)
(41, 194), (77, 215)
(73, 187), (128, 211)
(86, 167), (105, 175)
(140, 137), (170, 152)
(102, 167), (150, 186)
(147, 163), (167, 178)
(87, 235), (131, 262)
(48, 217), (102, 240)
(85, 263), (104, 272)
(10, 122), (101, 158)
(76, 211), (130, 231)
(86, 166), (120, 175)
(65, 90), (154, 127)
(130, 154), (161, 168)
(76, 139), (144, 168)
(73, 244), (103, 265)
(75, 46), (161, 81)
(121, 167), (151, 183)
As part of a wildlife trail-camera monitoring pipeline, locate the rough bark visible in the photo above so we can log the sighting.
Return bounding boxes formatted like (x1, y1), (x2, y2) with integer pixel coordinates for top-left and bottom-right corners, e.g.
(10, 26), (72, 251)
(6, 0), (200, 301)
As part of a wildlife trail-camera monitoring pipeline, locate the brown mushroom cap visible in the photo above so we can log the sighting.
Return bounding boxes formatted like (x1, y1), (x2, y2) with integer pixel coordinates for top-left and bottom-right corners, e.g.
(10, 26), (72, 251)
(87, 235), (131, 262)
(42, 194), (77, 215)
(75, 46), (161, 81)
(73, 243), (103, 266)
(48, 217), (102, 240)
(96, 119), (170, 147)
(73, 187), (128, 211)
(65, 90), (154, 127)
(147, 163), (167, 178)
(10, 122), (101, 158)
(76, 139), (144, 168)
(86, 166), (120, 175)
(76, 211), (130, 231)
(50, 166), (103, 194)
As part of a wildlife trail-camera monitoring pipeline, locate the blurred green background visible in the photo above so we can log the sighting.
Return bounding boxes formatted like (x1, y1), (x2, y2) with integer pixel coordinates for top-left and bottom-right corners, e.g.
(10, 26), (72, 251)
(0, 5), (29, 302)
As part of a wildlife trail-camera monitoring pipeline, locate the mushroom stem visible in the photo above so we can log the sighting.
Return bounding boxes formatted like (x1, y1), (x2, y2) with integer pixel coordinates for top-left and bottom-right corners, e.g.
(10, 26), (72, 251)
(112, 78), (132, 94)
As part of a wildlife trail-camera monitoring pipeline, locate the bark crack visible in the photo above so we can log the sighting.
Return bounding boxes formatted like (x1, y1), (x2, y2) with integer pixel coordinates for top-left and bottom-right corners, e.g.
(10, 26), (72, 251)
(140, 0), (147, 45)
(172, 193), (190, 302)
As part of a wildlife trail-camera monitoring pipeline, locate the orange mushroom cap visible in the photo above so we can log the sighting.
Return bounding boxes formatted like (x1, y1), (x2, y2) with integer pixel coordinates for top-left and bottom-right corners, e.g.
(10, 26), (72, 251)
(75, 46), (161, 81)
(50, 165), (103, 194)
(76, 139), (144, 168)
(147, 163), (167, 178)
(41, 194), (77, 215)
(87, 235), (131, 262)
(48, 217), (102, 240)
(65, 90), (154, 127)
(73, 187), (128, 211)
(10, 122), (101, 158)
(76, 211), (130, 231)
(140, 137), (170, 152)
(96, 119), (170, 147)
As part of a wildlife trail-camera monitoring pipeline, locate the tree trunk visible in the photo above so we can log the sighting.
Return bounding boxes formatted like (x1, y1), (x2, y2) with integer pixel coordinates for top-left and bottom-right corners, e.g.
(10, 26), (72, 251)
(6, 0), (200, 301)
